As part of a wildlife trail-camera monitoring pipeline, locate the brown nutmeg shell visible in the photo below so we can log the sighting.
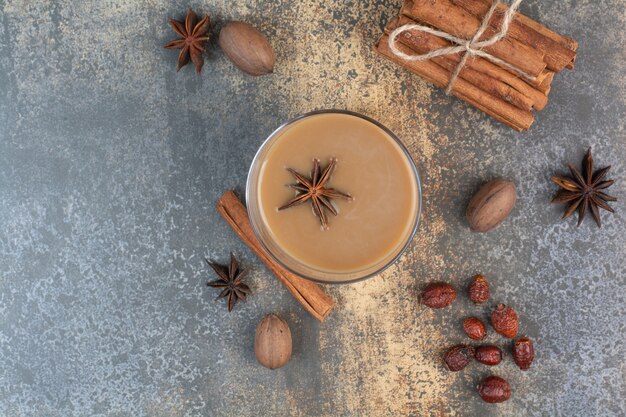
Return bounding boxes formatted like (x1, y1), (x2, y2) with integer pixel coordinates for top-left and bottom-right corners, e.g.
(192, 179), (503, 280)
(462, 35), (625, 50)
(466, 179), (516, 232)
(219, 21), (275, 76)
(254, 313), (292, 369)
(491, 303), (519, 339)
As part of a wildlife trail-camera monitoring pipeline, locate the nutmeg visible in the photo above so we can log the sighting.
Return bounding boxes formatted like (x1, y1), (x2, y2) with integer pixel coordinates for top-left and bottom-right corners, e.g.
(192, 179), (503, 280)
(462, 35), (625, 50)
(254, 314), (292, 369)
(466, 179), (516, 232)
(218, 21), (275, 76)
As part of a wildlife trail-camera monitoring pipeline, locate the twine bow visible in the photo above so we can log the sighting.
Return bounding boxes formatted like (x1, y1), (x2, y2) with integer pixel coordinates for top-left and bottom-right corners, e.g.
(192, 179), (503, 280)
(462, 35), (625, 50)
(388, 0), (534, 94)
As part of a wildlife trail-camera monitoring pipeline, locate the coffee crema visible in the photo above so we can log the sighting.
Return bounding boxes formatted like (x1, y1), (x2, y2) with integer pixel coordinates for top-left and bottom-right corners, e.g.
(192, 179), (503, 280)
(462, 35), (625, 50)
(254, 112), (419, 278)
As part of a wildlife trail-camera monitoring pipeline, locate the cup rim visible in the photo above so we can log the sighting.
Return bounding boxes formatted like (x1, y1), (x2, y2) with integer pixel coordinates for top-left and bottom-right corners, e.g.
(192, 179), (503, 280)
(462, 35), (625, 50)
(245, 109), (422, 285)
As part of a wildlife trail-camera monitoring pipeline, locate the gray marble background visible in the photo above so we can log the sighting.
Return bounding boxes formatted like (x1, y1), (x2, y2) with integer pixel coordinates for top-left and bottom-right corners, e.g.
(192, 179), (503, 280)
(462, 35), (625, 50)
(0, 1), (624, 416)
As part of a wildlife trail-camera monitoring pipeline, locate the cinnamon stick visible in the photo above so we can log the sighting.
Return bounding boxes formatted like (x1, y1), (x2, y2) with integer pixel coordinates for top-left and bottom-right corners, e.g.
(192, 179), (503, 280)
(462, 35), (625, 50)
(537, 71), (554, 96)
(507, 5), (577, 69)
(375, 33), (534, 131)
(467, 0), (578, 53)
(515, 13), (578, 68)
(216, 191), (334, 321)
(399, 1), (554, 94)
(403, 0), (546, 78)
(451, 0), (576, 72)
(390, 15), (548, 111)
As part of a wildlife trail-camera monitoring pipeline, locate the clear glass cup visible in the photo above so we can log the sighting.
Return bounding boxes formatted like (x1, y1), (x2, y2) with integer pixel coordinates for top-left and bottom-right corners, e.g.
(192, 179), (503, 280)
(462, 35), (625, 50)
(246, 110), (421, 284)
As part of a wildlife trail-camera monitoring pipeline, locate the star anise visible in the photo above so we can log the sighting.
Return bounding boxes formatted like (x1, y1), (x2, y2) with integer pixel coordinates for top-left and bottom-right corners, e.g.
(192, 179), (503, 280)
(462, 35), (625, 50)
(206, 254), (250, 312)
(279, 158), (353, 229)
(164, 8), (210, 73)
(550, 148), (617, 227)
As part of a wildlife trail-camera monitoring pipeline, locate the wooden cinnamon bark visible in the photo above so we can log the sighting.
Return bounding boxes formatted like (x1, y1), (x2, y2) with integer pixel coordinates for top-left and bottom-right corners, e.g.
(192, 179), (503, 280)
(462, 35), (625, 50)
(451, 0), (576, 72)
(398, 1), (553, 94)
(538, 71), (554, 95)
(217, 191), (334, 321)
(390, 16), (548, 111)
(515, 13), (578, 59)
(375, 33), (534, 131)
(465, 0), (578, 53)
(403, 0), (546, 78)
(509, 6), (577, 69)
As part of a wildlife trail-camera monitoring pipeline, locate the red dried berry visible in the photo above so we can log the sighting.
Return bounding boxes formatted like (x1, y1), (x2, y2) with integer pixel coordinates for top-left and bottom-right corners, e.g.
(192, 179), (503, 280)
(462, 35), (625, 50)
(463, 317), (487, 340)
(468, 274), (490, 304)
(422, 282), (456, 309)
(478, 375), (511, 403)
(474, 345), (503, 366)
(512, 336), (535, 370)
(491, 304), (518, 338)
(443, 345), (475, 371)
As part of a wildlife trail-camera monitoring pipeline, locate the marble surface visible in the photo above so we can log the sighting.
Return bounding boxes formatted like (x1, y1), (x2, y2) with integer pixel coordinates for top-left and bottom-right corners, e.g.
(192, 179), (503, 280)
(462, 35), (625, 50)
(0, 1), (624, 416)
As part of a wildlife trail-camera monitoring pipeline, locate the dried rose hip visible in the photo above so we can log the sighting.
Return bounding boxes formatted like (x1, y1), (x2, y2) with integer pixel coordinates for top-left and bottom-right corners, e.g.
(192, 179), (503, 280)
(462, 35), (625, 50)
(512, 336), (535, 370)
(463, 317), (487, 340)
(443, 345), (475, 371)
(422, 282), (456, 309)
(478, 375), (511, 403)
(474, 345), (503, 365)
(468, 274), (490, 304)
(491, 304), (518, 338)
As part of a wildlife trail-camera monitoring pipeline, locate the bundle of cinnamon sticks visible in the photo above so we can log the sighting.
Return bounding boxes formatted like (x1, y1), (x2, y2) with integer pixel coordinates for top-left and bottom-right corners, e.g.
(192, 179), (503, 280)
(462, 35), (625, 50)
(375, 0), (577, 131)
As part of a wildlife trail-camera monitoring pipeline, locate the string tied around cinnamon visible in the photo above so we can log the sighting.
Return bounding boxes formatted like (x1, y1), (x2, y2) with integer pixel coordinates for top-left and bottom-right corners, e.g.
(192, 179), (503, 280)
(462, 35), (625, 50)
(388, 0), (535, 94)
